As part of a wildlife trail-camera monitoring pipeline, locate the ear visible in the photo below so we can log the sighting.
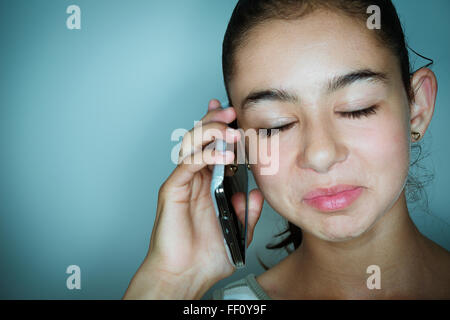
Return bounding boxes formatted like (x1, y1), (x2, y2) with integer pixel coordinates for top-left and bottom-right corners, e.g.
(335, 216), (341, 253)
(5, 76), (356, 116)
(409, 68), (438, 141)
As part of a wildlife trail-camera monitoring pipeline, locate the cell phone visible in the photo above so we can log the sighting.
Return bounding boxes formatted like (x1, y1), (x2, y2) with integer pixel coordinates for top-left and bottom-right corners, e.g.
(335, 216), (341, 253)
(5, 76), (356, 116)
(210, 101), (249, 268)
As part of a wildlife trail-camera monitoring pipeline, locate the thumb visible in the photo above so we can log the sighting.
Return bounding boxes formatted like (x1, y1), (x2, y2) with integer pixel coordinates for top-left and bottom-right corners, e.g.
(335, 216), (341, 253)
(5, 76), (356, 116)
(230, 188), (264, 247)
(245, 188), (264, 247)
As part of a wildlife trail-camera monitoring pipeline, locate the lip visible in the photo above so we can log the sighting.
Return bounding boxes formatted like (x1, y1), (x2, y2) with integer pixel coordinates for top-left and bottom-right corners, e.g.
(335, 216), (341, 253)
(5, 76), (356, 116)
(303, 184), (361, 200)
(303, 185), (363, 212)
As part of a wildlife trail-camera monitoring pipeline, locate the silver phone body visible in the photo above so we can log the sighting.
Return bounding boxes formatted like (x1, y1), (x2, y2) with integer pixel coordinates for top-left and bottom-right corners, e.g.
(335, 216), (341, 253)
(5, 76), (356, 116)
(210, 102), (249, 268)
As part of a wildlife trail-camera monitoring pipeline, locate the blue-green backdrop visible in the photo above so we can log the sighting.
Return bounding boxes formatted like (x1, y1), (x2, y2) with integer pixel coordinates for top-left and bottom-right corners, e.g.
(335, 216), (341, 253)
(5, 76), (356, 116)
(0, 0), (448, 299)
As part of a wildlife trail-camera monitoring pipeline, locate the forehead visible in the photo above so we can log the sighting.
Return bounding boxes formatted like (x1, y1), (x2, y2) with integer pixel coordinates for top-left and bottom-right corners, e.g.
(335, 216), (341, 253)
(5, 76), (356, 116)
(230, 10), (398, 105)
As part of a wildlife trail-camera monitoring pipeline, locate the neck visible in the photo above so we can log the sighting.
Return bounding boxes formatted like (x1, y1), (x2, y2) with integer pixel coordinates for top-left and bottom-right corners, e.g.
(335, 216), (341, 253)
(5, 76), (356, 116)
(286, 190), (428, 299)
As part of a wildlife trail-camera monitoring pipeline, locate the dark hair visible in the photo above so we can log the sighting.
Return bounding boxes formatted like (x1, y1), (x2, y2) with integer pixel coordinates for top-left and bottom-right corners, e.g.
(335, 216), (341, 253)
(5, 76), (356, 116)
(222, 0), (434, 263)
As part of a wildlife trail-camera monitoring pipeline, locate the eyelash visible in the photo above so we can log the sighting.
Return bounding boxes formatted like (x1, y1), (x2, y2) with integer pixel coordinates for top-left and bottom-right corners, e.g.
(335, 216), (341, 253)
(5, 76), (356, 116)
(259, 123), (295, 137)
(259, 105), (378, 137)
(339, 105), (378, 119)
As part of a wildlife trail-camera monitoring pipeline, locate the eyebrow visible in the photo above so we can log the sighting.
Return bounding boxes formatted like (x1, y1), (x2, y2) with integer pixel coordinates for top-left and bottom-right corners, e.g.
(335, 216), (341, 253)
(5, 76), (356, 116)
(240, 69), (389, 111)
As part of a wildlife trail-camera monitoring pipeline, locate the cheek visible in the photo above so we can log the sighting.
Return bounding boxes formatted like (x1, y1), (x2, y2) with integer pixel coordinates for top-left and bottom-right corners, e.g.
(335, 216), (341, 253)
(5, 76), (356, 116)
(251, 141), (292, 211)
(357, 113), (410, 189)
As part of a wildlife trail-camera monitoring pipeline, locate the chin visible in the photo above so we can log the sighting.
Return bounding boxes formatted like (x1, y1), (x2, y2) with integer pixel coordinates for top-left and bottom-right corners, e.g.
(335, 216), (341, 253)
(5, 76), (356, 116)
(314, 214), (376, 242)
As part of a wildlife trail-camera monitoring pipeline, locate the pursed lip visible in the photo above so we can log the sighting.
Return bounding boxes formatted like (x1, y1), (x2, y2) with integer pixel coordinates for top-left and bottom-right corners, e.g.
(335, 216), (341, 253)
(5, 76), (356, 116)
(303, 184), (361, 200)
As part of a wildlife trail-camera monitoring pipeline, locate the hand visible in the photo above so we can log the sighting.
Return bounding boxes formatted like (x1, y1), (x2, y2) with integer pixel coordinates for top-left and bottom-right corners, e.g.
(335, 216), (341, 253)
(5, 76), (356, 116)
(123, 99), (264, 299)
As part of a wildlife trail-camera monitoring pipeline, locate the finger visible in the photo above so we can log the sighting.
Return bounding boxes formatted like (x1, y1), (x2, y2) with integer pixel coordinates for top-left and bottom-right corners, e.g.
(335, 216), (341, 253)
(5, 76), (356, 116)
(202, 106), (237, 126)
(208, 99), (222, 111)
(246, 188), (264, 246)
(231, 189), (263, 247)
(230, 192), (245, 225)
(168, 149), (235, 190)
(153, 149), (233, 243)
(204, 98), (237, 125)
(178, 122), (241, 163)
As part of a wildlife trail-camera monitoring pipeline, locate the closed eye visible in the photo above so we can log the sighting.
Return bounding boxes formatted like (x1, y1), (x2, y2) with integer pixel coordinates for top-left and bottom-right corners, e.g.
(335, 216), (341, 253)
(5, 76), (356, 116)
(339, 105), (378, 119)
(258, 105), (378, 138)
(258, 122), (295, 137)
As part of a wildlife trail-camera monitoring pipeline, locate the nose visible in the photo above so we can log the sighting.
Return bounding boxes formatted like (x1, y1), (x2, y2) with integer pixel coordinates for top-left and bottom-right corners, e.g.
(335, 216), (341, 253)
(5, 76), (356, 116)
(298, 118), (347, 173)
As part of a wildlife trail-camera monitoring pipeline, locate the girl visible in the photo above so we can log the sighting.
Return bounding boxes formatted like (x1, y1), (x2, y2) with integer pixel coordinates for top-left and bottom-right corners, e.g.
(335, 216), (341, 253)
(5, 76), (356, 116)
(124, 0), (450, 299)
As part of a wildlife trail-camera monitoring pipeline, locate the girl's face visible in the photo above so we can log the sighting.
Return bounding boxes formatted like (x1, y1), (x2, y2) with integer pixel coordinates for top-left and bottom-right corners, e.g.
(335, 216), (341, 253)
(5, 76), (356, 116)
(229, 10), (412, 241)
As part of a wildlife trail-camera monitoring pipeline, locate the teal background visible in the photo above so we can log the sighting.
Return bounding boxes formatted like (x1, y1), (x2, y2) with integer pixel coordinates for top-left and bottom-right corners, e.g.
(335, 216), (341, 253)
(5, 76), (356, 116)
(0, 0), (448, 299)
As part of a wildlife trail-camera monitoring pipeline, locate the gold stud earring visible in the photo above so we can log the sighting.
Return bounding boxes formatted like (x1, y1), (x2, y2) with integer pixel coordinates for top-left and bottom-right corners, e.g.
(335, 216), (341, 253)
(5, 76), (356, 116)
(411, 131), (421, 141)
